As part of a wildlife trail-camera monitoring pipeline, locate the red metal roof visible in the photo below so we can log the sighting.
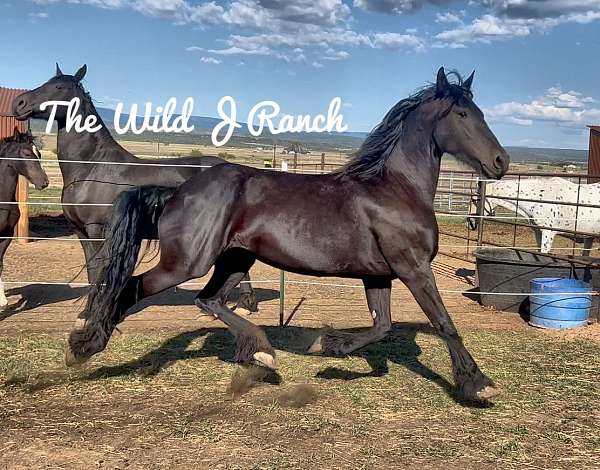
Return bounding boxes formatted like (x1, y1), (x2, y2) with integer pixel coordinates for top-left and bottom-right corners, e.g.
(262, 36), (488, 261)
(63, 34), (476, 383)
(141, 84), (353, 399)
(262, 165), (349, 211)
(589, 125), (600, 133)
(0, 86), (27, 116)
(0, 86), (29, 139)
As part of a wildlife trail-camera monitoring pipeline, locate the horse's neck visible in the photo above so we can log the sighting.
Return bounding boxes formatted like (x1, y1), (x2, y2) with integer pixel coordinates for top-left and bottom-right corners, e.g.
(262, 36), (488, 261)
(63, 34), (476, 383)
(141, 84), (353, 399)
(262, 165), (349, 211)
(0, 160), (18, 203)
(56, 96), (135, 181)
(384, 124), (440, 202)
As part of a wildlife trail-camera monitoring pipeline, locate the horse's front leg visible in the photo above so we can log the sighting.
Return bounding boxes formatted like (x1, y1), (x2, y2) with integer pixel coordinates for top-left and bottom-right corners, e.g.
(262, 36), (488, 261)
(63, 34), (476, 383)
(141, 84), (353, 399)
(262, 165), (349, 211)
(308, 277), (392, 356)
(400, 263), (497, 402)
(75, 227), (104, 284)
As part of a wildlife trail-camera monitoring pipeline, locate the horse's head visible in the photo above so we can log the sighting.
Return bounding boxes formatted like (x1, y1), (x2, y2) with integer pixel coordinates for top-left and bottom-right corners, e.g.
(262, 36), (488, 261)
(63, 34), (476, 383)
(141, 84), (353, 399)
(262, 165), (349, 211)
(431, 67), (509, 180)
(12, 64), (87, 122)
(0, 128), (49, 190)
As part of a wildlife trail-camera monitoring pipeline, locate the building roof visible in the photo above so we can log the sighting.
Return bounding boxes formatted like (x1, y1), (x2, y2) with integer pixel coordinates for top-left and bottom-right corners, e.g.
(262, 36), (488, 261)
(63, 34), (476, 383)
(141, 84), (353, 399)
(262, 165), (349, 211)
(0, 86), (27, 116)
(588, 125), (600, 133)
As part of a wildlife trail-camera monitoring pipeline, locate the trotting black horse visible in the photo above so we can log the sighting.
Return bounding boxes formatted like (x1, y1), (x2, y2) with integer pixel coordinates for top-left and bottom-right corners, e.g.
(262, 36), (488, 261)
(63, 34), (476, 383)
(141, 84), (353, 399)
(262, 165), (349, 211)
(12, 64), (258, 312)
(0, 128), (49, 308)
(67, 68), (509, 402)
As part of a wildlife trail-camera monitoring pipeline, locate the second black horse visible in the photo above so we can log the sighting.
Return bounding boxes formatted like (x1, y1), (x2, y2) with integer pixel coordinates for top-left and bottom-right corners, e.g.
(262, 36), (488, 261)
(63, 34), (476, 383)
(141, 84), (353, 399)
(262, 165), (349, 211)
(12, 64), (258, 312)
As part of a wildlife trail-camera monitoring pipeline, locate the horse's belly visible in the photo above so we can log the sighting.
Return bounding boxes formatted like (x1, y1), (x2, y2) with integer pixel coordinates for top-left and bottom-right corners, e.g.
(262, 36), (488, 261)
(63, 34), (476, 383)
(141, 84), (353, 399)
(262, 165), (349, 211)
(242, 228), (391, 277)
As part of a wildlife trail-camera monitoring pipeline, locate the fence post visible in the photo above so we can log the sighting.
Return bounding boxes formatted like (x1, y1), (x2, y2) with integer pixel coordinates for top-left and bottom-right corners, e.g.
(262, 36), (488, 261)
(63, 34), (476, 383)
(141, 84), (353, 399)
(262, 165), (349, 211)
(320, 152), (325, 174)
(476, 180), (487, 249)
(16, 175), (29, 244)
(279, 270), (285, 326)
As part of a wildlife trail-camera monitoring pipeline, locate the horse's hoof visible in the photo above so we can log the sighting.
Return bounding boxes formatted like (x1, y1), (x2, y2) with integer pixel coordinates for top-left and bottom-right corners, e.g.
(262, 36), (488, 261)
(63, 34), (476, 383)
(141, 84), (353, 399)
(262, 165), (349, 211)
(307, 335), (323, 354)
(476, 385), (499, 400)
(253, 352), (277, 370)
(235, 293), (259, 314)
(459, 376), (499, 402)
(64, 346), (90, 368)
(0, 297), (8, 308)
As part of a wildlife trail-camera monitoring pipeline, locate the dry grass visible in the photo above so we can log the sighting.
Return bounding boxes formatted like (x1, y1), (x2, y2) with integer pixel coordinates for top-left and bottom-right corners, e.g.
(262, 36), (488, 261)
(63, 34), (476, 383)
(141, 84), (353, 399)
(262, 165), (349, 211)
(1, 327), (599, 469)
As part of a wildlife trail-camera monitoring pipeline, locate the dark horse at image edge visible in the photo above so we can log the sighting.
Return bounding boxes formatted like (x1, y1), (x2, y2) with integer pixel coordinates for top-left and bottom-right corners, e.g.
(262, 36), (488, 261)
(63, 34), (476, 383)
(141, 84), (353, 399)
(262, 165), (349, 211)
(0, 129), (49, 309)
(67, 68), (510, 402)
(11, 65), (258, 312)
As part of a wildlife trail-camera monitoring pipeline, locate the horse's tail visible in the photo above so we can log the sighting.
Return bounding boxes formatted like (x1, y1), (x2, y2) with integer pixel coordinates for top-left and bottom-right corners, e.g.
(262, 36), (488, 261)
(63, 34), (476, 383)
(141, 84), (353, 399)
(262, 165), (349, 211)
(66, 185), (176, 366)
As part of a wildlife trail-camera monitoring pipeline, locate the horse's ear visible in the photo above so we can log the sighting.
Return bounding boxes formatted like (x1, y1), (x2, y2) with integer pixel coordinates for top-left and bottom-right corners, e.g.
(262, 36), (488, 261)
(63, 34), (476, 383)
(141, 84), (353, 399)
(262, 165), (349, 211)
(74, 64), (87, 82)
(463, 70), (475, 91)
(55, 63), (63, 77)
(436, 67), (449, 94)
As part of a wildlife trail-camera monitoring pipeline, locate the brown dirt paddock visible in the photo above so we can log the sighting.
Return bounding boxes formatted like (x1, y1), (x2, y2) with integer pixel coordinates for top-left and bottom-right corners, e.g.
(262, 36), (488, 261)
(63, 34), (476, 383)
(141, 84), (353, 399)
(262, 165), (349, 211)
(1, 218), (599, 469)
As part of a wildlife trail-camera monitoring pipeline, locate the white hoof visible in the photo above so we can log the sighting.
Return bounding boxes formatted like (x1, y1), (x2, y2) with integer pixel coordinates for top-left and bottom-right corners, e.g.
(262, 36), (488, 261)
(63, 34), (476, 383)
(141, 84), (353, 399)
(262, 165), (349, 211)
(477, 385), (499, 400)
(307, 336), (323, 354)
(0, 296), (7, 308)
(73, 317), (87, 330)
(253, 352), (277, 370)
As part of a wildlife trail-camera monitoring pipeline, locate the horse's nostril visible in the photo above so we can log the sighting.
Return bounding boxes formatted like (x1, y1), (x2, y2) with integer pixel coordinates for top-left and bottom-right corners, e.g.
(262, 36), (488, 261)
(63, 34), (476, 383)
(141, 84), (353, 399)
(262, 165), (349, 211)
(17, 99), (25, 109)
(494, 155), (504, 170)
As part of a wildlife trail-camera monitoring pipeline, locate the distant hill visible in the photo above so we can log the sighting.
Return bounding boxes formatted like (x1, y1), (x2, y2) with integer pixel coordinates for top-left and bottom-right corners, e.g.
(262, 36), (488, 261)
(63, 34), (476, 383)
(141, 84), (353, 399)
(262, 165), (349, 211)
(505, 146), (588, 163)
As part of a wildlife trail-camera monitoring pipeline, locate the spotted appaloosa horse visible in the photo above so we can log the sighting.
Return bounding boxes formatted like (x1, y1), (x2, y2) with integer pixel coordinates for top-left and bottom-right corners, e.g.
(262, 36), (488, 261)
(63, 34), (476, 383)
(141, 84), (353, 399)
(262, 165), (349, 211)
(0, 128), (49, 308)
(67, 68), (510, 403)
(469, 177), (600, 254)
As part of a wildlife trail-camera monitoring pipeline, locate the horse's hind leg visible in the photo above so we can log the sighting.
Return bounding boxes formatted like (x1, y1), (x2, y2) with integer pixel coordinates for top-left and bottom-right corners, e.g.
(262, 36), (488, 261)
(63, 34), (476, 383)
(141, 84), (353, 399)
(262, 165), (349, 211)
(195, 250), (275, 369)
(400, 263), (497, 402)
(234, 272), (259, 314)
(309, 277), (392, 356)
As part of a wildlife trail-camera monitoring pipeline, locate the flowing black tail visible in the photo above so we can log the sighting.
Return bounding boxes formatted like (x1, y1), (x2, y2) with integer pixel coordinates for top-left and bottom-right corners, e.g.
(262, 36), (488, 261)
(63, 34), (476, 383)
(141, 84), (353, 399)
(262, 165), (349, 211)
(66, 186), (176, 366)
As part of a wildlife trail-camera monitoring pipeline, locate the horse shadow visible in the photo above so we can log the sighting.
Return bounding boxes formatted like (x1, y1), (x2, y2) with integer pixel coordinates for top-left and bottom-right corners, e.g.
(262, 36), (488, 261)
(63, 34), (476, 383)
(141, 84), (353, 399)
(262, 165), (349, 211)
(30, 214), (75, 238)
(0, 285), (278, 320)
(1, 284), (87, 320)
(85, 322), (488, 408)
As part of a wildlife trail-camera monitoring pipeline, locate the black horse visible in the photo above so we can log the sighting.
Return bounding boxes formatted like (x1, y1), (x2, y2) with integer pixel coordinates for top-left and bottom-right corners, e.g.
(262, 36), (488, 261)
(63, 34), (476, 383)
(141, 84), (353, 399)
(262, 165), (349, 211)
(12, 64), (257, 312)
(67, 68), (509, 402)
(0, 128), (49, 308)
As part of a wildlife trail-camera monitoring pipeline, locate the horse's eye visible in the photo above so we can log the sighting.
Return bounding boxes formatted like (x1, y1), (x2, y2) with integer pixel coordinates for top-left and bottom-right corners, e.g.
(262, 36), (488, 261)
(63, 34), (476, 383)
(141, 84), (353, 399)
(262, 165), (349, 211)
(458, 111), (468, 118)
(55, 84), (64, 90)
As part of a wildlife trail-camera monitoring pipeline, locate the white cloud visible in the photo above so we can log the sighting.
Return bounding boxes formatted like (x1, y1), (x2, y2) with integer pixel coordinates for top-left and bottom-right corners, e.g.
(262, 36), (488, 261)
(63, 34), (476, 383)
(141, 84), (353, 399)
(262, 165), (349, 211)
(485, 0), (600, 19)
(436, 1), (600, 46)
(436, 14), (537, 44)
(353, 0), (452, 15)
(371, 32), (425, 50)
(323, 49), (351, 60)
(28, 11), (49, 17)
(200, 56), (222, 64)
(486, 87), (600, 128)
(436, 11), (461, 23)
(187, 28), (425, 65)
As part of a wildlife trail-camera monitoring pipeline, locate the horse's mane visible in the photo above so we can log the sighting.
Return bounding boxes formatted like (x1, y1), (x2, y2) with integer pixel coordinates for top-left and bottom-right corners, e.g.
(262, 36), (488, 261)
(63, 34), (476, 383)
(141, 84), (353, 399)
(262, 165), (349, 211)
(337, 71), (472, 181)
(0, 131), (34, 155)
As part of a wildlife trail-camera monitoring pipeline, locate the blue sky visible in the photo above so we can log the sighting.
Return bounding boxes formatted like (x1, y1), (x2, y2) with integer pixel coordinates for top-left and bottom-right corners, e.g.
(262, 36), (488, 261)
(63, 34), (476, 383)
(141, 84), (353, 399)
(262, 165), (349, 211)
(1, 0), (599, 149)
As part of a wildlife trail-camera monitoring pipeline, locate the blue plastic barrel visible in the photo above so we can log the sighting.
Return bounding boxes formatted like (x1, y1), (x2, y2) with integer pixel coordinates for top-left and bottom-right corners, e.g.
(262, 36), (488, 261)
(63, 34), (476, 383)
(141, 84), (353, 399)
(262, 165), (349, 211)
(529, 278), (591, 329)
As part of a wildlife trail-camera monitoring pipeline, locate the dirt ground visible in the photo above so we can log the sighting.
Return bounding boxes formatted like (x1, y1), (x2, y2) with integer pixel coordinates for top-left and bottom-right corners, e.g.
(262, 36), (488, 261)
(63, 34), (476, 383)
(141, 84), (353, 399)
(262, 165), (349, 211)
(1, 217), (599, 469)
